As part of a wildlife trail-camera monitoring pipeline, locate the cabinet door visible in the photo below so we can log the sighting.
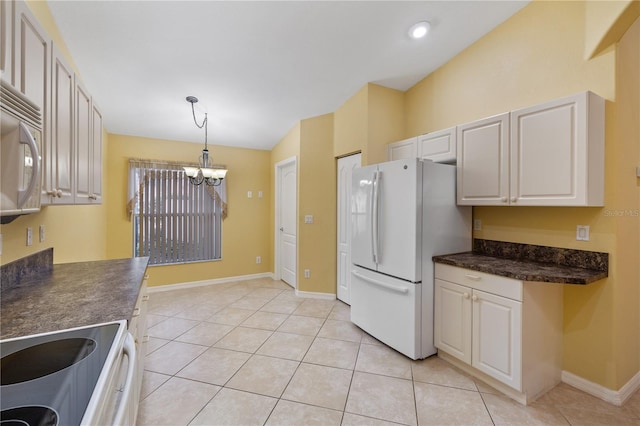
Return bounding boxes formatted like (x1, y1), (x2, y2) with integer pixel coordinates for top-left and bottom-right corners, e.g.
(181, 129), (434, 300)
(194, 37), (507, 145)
(434, 279), (472, 364)
(90, 102), (103, 203)
(14, 0), (49, 114)
(74, 79), (92, 203)
(472, 289), (522, 391)
(510, 92), (604, 206)
(387, 137), (417, 161)
(417, 127), (456, 163)
(44, 44), (74, 204)
(457, 113), (510, 205)
(1, 0), (12, 83)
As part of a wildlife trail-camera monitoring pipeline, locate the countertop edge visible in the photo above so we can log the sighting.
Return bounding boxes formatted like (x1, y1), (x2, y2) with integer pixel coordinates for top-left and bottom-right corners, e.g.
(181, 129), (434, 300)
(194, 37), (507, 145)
(433, 252), (607, 285)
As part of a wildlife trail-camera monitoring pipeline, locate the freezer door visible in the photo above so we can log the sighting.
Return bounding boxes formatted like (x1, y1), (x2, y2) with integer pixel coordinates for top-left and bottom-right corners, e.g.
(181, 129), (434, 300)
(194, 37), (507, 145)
(376, 159), (421, 282)
(350, 266), (422, 359)
(351, 164), (377, 271)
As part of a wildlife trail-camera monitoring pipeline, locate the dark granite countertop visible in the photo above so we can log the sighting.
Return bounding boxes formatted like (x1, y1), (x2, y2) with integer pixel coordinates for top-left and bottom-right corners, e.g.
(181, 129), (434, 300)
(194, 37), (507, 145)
(433, 240), (608, 285)
(1, 256), (149, 339)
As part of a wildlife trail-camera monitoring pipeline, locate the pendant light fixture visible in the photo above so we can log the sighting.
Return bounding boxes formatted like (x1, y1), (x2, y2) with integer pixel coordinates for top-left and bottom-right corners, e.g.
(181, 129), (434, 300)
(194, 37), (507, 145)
(183, 96), (227, 186)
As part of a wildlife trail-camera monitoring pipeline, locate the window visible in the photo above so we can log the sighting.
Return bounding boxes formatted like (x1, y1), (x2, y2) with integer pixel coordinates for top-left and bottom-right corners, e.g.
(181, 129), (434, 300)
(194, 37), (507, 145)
(128, 159), (227, 265)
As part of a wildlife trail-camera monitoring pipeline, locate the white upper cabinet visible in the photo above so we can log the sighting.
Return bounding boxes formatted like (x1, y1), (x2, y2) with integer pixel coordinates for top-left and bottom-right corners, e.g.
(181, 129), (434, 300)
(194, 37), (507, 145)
(74, 78), (93, 204)
(417, 127), (456, 163)
(44, 44), (74, 204)
(457, 92), (605, 206)
(387, 137), (417, 161)
(510, 92), (604, 206)
(1, 0), (13, 82)
(90, 103), (103, 203)
(387, 127), (457, 163)
(457, 113), (510, 205)
(13, 0), (49, 115)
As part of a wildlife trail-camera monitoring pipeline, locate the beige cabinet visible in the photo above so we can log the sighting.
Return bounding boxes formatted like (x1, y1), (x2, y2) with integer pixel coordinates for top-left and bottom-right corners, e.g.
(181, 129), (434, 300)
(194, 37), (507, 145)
(434, 263), (563, 404)
(417, 127), (456, 163)
(43, 44), (74, 204)
(457, 92), (605, 206)
(90, 103), (103, 202)
(387, 137), (417, 161)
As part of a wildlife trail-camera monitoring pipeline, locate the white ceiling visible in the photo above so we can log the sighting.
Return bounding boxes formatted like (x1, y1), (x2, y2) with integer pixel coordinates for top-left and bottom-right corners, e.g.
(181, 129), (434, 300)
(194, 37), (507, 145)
(47, 1), (529, 151)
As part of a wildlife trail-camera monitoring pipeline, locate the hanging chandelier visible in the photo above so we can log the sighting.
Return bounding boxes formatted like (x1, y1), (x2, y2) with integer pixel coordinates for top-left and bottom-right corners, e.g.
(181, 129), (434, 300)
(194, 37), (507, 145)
(183, 96), (228, 186)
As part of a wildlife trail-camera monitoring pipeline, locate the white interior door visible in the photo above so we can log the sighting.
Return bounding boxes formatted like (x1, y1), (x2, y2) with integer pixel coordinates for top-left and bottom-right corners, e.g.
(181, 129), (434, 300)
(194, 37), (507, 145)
(277, 158), (297, 288)
(337, 153), (361, 304)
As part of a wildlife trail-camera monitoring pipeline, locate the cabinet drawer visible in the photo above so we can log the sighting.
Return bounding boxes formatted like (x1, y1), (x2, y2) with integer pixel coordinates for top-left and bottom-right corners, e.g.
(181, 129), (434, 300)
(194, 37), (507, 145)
(435, 264), (522, 301)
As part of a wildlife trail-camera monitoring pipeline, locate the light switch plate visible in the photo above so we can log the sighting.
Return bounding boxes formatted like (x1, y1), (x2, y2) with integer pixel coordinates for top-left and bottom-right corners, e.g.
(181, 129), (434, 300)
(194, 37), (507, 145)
(473, 219), (482, 231)
(576, 225), (590, 241)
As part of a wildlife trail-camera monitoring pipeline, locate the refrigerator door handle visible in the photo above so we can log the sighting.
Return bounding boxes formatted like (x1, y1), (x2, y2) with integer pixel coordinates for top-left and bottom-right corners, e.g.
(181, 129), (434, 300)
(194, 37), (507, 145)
(371, 170), (380, 264)
(352, 270), (409, 294)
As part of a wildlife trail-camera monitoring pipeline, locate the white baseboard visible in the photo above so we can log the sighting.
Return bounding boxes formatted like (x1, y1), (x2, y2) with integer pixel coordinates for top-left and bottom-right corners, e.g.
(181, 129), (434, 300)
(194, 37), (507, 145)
(147, 272), (274, 293)
(294, 289), (336, 300)
(561, 369), (640, 406)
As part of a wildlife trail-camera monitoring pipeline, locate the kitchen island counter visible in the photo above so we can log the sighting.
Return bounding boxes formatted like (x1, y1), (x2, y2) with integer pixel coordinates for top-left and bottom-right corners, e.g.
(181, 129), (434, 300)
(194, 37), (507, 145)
(1, 254), (149, 339)
(433, 239), (608, 285)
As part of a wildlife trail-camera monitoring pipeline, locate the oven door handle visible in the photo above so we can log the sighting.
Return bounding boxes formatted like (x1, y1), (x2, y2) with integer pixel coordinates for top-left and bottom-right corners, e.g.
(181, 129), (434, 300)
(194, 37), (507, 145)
(113, 332), (137, 426)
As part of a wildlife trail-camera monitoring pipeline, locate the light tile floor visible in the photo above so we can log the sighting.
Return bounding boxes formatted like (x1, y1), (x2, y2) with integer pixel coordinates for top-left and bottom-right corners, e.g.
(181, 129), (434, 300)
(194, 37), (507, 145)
(137, 278), (640, 426)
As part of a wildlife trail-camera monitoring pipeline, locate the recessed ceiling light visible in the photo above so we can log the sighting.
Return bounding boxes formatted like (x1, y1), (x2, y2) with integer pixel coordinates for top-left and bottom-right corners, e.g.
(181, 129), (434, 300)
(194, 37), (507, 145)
(408, 21), (431, 39)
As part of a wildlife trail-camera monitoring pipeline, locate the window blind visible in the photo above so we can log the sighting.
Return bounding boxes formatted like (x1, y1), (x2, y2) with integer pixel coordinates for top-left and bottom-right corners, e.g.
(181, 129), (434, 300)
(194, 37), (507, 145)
(129, 160), (223, 265)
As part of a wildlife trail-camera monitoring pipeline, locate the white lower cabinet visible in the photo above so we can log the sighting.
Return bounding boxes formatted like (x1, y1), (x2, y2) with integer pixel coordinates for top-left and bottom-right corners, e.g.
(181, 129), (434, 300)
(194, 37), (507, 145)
(127, 274), (148, 420)
(434, 263), (562, 404)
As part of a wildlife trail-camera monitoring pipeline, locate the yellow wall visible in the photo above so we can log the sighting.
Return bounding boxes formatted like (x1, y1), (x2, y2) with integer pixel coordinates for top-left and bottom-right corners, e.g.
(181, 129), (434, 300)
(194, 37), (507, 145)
(298, 113), (336, 293)
(334, 85), (368, 159)
(614, 15), (640, 391)
(106, 134), (271, 287)
(404, 0), (639, 391)
(0, 1), (108, 266)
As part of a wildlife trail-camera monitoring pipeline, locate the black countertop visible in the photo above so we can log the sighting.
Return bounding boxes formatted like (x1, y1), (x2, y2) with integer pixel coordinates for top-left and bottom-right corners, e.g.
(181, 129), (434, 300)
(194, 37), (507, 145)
(1, 256), (149, 339)
(433, 239), (608, 285)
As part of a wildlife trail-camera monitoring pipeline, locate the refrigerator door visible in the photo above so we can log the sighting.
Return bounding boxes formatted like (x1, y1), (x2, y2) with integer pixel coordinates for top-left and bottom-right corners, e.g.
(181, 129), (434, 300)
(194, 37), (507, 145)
(376, 159), (421, 282)
(350, 266), (422, 359)
(351, 164), (377, 271)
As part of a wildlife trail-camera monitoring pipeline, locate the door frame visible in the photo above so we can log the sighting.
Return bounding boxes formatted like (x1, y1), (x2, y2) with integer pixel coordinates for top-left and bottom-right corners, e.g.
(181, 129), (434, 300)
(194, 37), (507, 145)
(274, 156), (297, 285)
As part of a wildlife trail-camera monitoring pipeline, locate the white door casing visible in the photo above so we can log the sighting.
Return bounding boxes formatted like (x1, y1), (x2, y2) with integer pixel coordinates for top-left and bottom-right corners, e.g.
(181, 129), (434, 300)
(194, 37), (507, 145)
(336, 153), (361, 304)
(275, 157), (297, 288)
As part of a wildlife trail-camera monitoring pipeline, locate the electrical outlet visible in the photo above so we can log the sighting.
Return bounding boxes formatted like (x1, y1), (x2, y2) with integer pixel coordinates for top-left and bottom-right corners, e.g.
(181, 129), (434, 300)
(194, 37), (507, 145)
(473, 219), (482, 231)
(304, 215), (313, 224)
(247, 191), (253, 198)
(304, 269), (310, 278)
(26, 227), (33, 246)
(256, 256), (261, 264)
(258, 191), (263, 198)
(576, 225), (590, 241)
(39, 225), (45, 242)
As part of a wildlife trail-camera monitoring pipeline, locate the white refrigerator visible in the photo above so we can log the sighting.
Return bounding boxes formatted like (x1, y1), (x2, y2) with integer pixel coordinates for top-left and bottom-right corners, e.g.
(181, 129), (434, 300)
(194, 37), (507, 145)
(351, 158), (471, 359)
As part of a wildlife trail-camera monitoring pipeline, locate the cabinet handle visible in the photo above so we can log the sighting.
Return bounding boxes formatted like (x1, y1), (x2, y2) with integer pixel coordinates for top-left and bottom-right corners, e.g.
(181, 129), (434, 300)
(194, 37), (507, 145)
(464, 274), (481, 281)
(501, 196), (508, 203)
(89, 194), (97, 200)
(132, 307), (141, 317)
(142, 295), (150, 301)
(511, 197), (517, 203)
(472, 294), (479, 302)
(57, 190), (63, 198)
(463, 292), (470, 299)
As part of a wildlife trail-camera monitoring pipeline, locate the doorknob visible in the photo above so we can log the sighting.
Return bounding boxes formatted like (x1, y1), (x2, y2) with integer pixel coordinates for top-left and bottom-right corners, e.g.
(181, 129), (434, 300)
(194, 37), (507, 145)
(280, 227), (284, 231)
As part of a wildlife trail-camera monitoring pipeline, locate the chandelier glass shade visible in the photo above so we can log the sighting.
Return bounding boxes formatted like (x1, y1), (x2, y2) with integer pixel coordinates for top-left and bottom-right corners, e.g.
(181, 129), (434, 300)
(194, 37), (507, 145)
(184, 96), (227, 186)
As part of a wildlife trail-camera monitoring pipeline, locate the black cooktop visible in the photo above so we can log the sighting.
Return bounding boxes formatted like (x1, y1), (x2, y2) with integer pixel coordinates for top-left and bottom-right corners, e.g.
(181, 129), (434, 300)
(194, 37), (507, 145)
(0, 323), (120, 426)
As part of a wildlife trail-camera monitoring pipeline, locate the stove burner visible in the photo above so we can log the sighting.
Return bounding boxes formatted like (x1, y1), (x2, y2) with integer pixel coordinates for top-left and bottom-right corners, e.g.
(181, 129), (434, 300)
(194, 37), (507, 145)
(1, 338), (96, 385)
(0, 406), (58, 426)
